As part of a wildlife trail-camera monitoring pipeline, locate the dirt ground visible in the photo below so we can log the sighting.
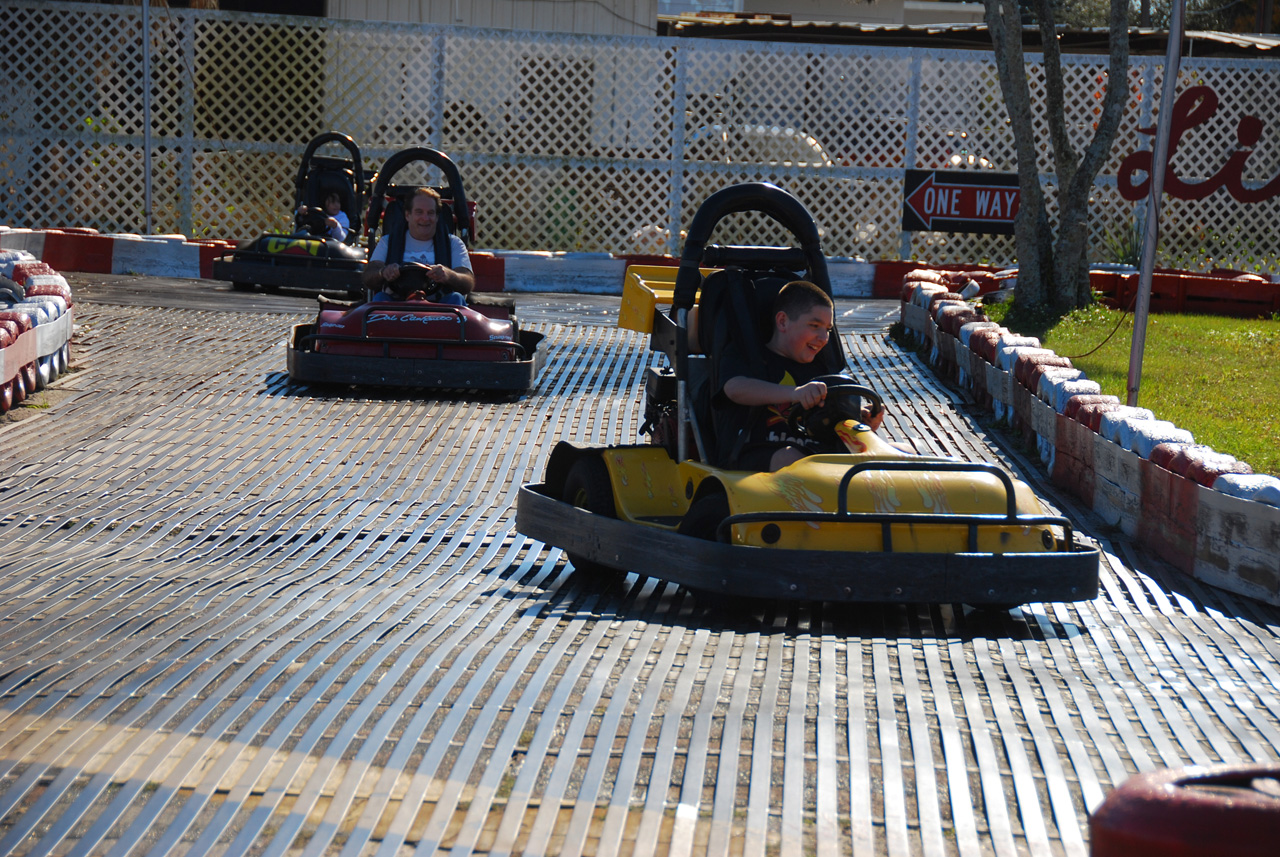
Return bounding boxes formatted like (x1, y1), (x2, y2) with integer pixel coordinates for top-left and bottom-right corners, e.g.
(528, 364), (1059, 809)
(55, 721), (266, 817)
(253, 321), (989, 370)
(1, 380), (81, 424)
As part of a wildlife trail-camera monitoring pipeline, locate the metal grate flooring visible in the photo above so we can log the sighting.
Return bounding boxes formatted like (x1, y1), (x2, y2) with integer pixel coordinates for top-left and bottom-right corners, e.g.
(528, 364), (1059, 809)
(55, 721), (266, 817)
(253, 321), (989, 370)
(1, 299), (1278, 857)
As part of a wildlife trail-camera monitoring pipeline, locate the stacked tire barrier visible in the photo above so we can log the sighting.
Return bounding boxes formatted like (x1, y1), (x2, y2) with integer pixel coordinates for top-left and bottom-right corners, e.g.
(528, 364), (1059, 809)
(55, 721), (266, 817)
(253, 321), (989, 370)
(0, 250), (74, 414)
(901, 268), (1280, 606)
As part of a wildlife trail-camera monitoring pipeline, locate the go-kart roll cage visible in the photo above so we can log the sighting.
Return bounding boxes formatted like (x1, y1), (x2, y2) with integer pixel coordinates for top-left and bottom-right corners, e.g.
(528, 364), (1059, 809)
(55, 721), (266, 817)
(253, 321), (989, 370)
(655, 182), (832, 464)
(294, 132), (364, 241)
(365, 147), (473, 253)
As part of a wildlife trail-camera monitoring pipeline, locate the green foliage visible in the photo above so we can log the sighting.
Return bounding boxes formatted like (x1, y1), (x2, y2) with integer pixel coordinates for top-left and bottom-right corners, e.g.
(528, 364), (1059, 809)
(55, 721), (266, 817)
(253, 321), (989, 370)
(1005, 304), (1280, 476)
(83, 114), (124, 134)
(1045, 0), (1242, 30)
(887, 320), (930, 358)
(1099, 215), (1147, 268)
(979, 298), (1069, 340)
(1164, 226), (1280, 276)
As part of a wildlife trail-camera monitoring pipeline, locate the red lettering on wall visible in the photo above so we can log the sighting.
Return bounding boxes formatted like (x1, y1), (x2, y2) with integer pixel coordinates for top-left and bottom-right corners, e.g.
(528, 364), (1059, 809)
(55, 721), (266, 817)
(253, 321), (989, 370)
(1117, 85), (1280, 203)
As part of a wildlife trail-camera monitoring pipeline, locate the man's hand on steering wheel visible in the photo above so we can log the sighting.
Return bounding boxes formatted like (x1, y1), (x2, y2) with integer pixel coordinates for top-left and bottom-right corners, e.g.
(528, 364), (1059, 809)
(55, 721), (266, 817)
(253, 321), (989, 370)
(382, 262), (447, 300)
(424, 264), (452, 285)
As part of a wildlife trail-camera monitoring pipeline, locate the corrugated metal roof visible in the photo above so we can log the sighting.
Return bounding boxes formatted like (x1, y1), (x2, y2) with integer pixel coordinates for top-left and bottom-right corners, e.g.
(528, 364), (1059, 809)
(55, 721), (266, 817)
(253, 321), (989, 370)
(656, 16), (1280, 57)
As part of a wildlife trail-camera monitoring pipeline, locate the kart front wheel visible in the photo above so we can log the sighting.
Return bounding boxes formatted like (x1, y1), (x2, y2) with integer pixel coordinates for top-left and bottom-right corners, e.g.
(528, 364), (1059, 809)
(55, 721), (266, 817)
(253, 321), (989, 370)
(561, 455), (617, 576)
(678, 489), (729, 542)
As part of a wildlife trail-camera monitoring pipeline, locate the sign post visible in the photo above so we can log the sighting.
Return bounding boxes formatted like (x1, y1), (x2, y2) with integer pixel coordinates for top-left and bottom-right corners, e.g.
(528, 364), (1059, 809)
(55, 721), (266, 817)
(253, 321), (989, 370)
(1128, 0), (1186, 407)
(142, 0), (153, 236)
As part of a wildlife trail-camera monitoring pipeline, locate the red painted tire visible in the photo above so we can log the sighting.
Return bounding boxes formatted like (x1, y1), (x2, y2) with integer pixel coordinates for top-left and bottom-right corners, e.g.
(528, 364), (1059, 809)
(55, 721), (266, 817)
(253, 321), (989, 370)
(27, 281), (73, 302)
(1185, 456), (1253, 487)
(0, 380), (12, 413)
(11, 261), (55, 282)
(1150, 442), (1192, 471)
(1090, 764), (1280, 856)
(0, 311), (33, 332)
(969, 328), (1003, 363)
(11, 368), (26, 404)
(1064, 394), (1120, 420)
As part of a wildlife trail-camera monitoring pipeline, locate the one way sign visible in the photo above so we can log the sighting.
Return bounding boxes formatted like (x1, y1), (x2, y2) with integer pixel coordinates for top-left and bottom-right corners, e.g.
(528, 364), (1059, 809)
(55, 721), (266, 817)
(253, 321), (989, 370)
(902, 169), (1021, 234)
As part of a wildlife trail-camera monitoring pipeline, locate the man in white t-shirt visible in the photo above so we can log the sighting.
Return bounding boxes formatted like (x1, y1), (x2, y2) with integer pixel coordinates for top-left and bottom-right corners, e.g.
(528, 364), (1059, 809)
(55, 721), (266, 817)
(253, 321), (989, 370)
(363, 187), (474, 304)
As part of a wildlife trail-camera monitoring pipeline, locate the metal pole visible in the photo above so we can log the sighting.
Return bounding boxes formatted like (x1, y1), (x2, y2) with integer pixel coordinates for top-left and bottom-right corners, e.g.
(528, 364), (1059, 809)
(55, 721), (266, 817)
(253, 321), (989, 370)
(1127, 0), (1185, 407)
(142, 0), (153, 235)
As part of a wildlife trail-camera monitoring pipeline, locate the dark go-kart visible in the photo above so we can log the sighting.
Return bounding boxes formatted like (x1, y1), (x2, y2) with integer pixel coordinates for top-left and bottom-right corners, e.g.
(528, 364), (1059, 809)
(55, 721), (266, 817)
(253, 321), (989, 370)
(213, 132), (368, 298)
(286, 147), (542, 392)
(516, 182), (1098, 604)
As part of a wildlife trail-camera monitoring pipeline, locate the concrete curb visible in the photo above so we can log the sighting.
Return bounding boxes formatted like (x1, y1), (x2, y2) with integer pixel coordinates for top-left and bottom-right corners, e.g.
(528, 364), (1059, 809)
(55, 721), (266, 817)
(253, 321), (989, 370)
(492, 252), (875, 295)
(0, 227), (237, 280)
(1, 227), (885, 296)
(901, 271), (1280, 607)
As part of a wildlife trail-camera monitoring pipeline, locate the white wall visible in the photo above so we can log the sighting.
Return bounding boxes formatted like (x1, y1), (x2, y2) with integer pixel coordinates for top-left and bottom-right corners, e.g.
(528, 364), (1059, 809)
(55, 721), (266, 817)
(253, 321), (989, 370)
(903, 1), (986, 25)
(740, 0), (986, 26)
(328, 0), (659, 35)
(744, 0), (901, 24)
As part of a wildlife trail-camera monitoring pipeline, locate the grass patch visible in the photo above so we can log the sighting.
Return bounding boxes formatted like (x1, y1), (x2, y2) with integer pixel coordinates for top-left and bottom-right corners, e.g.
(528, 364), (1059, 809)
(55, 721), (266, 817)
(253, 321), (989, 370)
(986, 300), (1280, 476)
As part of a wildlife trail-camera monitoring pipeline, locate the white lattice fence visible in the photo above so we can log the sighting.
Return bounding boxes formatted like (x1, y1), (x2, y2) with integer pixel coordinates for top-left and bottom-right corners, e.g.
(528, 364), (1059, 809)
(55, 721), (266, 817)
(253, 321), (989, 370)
(4, 1), (1280, 272)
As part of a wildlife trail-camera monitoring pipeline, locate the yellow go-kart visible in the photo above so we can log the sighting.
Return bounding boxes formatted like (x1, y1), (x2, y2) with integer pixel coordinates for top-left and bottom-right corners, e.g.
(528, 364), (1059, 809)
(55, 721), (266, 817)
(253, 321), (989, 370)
(516, 183), (1098, 604)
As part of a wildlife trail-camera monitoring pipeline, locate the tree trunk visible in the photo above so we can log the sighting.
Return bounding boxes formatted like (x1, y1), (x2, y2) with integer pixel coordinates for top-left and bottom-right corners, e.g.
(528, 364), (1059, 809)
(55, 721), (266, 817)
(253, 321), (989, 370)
(984, 0), (1130, 311)
(984, 0), (1050, 308)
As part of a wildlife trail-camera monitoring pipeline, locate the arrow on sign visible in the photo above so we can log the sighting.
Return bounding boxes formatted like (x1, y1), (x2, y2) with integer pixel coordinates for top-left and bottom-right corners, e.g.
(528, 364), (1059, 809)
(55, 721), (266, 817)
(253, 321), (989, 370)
(904, 172), (1020, 231)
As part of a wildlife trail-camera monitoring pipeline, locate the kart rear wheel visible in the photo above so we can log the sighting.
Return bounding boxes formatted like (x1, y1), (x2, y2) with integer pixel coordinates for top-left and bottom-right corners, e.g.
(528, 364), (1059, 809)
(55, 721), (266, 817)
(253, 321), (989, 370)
(561, 455), (617, 576)
(678, 489), (730, 542)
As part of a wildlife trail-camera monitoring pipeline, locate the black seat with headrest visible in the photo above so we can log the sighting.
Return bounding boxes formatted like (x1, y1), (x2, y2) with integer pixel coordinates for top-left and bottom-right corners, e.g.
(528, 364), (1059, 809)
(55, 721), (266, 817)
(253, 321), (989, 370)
(662, 182), (841, 465)
(696, 269), (845, 368)
(365, 147), (473, 267)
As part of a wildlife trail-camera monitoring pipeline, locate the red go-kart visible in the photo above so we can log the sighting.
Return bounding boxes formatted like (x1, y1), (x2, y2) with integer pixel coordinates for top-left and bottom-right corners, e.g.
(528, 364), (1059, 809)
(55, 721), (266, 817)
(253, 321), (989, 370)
(286, 147), (542, 392)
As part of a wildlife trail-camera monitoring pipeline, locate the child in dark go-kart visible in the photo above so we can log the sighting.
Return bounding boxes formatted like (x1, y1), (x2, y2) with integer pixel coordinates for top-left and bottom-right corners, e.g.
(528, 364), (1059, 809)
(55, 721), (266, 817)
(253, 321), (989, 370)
(713, 280), (887, 472)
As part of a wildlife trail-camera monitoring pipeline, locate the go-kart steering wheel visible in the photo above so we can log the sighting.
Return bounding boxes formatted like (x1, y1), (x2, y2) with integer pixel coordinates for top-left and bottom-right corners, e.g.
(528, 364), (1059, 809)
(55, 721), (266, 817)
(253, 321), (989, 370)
(386, 262), (445, 301)
(295, 207), (330, 237)
(790, 375), (884, 446)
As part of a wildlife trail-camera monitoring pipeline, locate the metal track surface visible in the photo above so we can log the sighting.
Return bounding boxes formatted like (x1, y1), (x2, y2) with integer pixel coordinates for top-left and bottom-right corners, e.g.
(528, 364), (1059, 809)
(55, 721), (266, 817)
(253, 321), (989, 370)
(2, 297), (1279, 857)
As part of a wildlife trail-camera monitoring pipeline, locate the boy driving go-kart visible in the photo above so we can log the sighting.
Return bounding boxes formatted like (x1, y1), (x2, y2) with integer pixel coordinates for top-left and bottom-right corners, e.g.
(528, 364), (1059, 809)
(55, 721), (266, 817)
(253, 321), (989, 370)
(213, 132), (368, 298)
(715, 279), (887, 472)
